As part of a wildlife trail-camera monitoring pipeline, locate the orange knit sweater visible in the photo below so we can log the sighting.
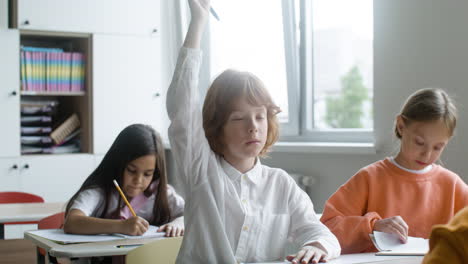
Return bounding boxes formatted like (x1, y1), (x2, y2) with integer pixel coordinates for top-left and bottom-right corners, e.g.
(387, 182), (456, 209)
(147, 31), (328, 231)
(320, 158), (468, 254)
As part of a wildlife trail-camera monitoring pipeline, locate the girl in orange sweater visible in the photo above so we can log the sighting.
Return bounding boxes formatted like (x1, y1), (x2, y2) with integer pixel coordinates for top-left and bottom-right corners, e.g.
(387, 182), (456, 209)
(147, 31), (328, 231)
(320, 88), (468, 253)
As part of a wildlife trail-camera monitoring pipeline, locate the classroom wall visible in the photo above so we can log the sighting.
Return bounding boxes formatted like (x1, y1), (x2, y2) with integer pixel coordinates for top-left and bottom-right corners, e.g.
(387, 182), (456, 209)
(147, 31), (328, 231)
(162, 0), (468, 212)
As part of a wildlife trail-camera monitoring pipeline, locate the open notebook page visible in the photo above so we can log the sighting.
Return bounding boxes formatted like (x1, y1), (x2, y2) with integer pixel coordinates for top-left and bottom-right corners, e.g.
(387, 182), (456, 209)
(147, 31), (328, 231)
(113, 225), (165, 239)
(29, 225), (165, 244)
(373, 231), (429, 255)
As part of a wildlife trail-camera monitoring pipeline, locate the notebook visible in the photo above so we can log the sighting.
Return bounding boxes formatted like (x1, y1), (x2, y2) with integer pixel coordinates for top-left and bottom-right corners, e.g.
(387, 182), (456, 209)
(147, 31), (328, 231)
(113, 225), (165, 239)
(370, 231), (429, 256)
(28, 225), (165, 244)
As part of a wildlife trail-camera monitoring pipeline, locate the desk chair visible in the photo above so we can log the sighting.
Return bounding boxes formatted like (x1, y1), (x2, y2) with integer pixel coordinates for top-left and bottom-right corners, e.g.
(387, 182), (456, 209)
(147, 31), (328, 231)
(0, 191), (44, 239)
(126, 236), (183, 264)
(37, 212), (65, 264)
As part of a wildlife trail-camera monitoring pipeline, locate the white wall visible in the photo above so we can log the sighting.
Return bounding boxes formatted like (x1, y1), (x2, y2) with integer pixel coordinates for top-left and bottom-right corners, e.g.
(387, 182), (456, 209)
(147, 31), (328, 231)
(162, 0), (468, 212)
(0, 0), (7, 29)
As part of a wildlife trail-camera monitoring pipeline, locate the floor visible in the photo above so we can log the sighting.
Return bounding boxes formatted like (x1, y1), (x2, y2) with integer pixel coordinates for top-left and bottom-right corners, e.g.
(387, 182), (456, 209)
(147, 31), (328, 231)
(0, 239), (37, 264)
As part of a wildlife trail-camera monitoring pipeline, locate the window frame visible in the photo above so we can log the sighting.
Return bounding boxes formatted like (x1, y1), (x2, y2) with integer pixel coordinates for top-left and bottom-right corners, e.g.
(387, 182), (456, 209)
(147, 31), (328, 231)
(279, 0), (374, 143)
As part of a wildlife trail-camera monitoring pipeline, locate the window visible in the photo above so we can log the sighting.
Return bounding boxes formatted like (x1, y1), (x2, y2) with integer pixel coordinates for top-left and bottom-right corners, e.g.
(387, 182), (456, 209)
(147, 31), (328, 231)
(209, 0), (373, 142)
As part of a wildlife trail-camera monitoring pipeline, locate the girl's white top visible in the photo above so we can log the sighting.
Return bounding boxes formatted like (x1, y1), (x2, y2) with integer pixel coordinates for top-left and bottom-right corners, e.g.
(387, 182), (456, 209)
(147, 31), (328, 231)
(69, 185), (184, 222)
(167, 47), (340, 263)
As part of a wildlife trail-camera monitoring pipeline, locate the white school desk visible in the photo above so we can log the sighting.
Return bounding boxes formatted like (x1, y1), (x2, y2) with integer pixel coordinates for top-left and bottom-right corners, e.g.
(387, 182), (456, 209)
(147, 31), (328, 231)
(0, 202), (65, 239)
(244, 254), (422, 264)
(24, 230), (423, 264)
(24, 231), (165, 259)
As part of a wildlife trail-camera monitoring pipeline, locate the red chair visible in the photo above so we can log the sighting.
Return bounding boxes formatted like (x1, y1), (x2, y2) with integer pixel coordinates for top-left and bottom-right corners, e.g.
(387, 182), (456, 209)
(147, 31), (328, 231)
(37, 212), (65, 264)
(38, 212), (65, 230)
(0, 192), (45, 239)
(0, 192), (44, 204)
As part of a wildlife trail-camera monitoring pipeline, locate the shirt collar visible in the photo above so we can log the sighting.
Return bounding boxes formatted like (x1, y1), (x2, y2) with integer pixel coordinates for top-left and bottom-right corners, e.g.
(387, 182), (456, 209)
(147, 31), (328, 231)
(221, 158), (262, 185)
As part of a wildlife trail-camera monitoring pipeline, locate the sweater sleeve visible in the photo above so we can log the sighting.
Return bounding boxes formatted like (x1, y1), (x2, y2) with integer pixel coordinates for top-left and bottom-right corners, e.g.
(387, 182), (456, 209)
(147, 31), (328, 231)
(320, 170), (382, 253)
(453, 176), (468, 213)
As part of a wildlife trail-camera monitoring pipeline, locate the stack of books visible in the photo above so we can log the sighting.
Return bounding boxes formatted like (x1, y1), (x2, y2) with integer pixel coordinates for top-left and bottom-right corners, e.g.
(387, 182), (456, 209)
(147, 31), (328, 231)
(21, 99), (81, 154)
(20, 46), (85, 93)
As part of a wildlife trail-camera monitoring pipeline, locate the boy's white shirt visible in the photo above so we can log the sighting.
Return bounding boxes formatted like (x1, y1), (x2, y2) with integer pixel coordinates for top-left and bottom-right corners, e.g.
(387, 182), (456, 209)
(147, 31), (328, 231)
(167, 47), (341, 263)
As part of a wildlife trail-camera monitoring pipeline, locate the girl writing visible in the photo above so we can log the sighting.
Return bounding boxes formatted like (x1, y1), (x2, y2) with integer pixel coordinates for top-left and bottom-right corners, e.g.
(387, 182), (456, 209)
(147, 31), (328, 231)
(64, 124), (184, 238)
(321, 88), (468, 253)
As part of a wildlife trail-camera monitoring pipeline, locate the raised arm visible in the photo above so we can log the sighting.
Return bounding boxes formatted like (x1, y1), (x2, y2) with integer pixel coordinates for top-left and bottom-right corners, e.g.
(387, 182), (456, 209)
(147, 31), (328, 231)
(184, 0), (210, 49)
(166, 0), (213, 188)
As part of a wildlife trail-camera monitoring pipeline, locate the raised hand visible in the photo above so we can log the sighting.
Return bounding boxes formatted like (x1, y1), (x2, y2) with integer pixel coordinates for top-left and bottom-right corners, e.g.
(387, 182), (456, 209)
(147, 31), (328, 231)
(373, 215), (409, 243)
(188, 0), (210, 23)
(184, 0), (211, 49)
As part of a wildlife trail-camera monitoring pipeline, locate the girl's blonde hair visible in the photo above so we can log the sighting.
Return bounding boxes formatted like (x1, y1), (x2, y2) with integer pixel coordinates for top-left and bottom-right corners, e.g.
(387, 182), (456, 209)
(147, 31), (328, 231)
(202, 69), (281, 157)
(395, 88), (457, 138)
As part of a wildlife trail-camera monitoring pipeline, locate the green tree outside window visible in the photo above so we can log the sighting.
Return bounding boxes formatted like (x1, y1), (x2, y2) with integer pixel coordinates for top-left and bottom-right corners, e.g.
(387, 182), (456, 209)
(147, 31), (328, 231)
(325, 66), (369, 128)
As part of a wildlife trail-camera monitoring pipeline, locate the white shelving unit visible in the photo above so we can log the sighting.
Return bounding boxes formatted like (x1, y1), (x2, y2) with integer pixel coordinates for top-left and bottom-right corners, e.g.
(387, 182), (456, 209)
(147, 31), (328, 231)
(0, 0), (163, 224)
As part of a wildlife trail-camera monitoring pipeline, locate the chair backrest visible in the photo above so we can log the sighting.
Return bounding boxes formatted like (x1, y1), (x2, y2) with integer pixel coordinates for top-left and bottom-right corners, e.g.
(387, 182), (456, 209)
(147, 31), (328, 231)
(37, 212), (66, 258)
(126, 237), (183, 264)
(0, 192), (44, 204)
(38, 212), (65, 230)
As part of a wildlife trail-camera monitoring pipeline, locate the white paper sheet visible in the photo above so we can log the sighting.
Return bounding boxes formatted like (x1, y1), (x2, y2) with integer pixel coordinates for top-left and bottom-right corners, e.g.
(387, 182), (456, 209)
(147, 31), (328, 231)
(29, 229), (121, 244)
(373, 231), (429, 255)
(113, 225), (165, 239)
(28, 225), (165, 244)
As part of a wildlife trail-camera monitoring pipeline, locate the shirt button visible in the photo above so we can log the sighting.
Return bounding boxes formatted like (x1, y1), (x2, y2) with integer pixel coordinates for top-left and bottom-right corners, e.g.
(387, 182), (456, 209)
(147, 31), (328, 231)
(242, 175), (247, 180)
(242, 199), (247, 204)
(243, 226), (249, 231)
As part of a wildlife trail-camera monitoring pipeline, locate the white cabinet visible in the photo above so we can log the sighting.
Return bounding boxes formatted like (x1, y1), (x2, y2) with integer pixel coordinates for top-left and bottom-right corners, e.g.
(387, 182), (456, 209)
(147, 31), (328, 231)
(15, 0), (160, 36)
(94, 154), (104, 168)
(0, 158), (21, 191)
(0, 2), (165, 200)
(93, 34), (163, 154)
(0, 155), (94, 202)
(0, 30), (20, 157)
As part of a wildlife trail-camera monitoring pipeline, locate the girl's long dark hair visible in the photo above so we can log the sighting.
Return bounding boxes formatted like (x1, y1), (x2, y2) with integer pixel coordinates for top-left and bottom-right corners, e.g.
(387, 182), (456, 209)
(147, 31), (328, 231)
(66, 124), (171, 225)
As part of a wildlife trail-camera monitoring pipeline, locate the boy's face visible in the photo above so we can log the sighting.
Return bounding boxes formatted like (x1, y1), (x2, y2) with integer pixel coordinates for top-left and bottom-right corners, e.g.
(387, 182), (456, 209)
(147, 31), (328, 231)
(395, 116), (450, 170)
(221, 97), (268, 166)
(122, 154), (155, 199)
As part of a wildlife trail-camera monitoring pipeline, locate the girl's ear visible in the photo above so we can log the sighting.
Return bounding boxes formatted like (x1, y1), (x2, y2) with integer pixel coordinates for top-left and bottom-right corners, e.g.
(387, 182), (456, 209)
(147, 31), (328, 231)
(396, 115), (405, 136)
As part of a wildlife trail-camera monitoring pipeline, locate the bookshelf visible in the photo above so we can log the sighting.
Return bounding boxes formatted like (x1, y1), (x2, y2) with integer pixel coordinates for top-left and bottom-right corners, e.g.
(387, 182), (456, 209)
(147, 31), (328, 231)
(1, 0), (163, 213)
(19, 31), (92, 155)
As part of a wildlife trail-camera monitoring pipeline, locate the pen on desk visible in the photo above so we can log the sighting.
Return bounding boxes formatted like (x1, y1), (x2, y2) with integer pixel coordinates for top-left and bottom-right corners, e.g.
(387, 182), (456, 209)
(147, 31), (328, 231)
(113, 179), (137, 217)
(210, 7), (220, 21)
(116, 244), (143, 248)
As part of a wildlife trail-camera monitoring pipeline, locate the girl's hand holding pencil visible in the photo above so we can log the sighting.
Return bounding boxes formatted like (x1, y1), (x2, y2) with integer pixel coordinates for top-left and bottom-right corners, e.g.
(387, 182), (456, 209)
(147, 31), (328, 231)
(121, 216), (150, 236)
(113, 179), (149, 236)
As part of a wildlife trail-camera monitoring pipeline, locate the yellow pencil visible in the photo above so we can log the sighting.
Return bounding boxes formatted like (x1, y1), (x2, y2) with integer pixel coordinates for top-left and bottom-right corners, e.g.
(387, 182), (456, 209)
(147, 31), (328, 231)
(113, 179), (137, 217)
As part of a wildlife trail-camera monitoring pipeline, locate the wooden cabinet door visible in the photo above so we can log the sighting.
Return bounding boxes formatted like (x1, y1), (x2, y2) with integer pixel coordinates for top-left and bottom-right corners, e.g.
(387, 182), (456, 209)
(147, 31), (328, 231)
(0, 30), (20, 157)
(16, 0), (160, 36)
(19, 154), (94, 202)
(93, 34), (163, 154)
